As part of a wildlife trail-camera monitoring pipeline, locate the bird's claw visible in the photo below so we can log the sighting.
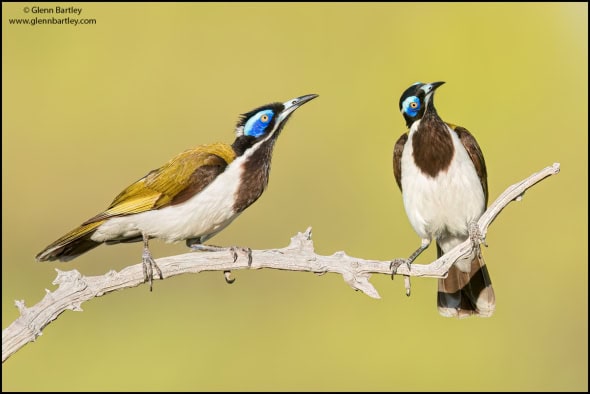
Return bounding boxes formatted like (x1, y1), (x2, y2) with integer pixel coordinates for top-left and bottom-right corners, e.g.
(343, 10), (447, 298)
(224, 247), (253, 284)
(245, 248), (253, 267)
(390, 259), (412, 297)
(229, 246), (252, 267)
(468, 221), (487, 248)
(187, 243), (252, 284)
(141, 253), (162, 292)
(390, 258), (411, 279)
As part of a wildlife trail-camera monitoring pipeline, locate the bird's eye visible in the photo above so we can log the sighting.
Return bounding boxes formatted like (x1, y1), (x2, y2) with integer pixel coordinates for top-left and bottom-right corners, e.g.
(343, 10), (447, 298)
(402, 96), (421, 116)
(244, 110), (274, 137)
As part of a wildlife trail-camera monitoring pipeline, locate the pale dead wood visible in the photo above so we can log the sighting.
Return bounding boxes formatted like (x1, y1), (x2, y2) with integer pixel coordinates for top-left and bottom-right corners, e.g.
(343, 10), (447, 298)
(2, 163), (560, 363)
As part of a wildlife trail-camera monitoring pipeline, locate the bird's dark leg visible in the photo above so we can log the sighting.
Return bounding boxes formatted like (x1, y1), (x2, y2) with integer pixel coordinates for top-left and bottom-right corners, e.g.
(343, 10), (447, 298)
(142, 233), (162, 292)
(390, 238), (431, 278)
(390, 239), (431, 297)
(187, 239), (252, 284)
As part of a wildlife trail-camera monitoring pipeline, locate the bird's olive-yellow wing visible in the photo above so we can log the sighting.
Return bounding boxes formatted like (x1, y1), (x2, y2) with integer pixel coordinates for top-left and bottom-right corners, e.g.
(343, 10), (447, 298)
(83, 143), (236, 224)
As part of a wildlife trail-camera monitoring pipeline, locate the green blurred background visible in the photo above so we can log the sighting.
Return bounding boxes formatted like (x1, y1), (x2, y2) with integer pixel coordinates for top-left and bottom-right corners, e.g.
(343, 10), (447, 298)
(2, 2), (587, 391)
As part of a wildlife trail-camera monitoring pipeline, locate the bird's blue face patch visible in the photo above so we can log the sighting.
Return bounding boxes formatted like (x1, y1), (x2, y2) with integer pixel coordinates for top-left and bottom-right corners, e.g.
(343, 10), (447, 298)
(402, 96), (421, 117)
(244, 110), (275, 138)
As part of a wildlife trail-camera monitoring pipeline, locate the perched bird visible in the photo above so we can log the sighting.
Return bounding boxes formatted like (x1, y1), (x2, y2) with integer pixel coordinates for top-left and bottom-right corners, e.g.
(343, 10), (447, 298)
(36, 94), (318, 290)
(392, 81), (495, 317)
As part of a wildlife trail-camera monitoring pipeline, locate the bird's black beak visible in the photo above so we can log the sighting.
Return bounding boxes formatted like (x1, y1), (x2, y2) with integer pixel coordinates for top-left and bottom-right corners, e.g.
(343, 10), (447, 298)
(422, 81), (445, 94)
(277, 94), (319, 124)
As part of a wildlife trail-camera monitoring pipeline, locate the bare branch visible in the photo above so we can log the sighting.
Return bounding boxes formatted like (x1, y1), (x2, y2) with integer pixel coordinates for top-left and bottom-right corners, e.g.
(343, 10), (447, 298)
(2, 163), (560, 363)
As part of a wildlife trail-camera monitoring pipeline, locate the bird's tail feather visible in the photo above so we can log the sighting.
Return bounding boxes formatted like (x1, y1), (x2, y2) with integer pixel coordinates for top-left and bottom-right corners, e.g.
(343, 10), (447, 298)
(36, 221), (104, 262)
(436, 243), (495, 318)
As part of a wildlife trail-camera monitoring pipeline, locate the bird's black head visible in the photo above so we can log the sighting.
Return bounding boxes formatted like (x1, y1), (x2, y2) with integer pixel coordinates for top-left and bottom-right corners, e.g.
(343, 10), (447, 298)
(399, 81), (445, 128)
(231, 94), (318, 156)
(235, 94), (318, 140)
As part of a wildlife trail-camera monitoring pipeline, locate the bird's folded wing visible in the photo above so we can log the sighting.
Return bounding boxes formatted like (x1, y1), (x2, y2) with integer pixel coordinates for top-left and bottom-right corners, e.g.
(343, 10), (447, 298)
(83, 143), (236, 224)
(393, 132), (408, 190)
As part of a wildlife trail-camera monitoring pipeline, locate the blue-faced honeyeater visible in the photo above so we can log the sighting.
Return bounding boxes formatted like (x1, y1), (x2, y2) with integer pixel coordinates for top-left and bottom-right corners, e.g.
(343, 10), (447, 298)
(36, 94), (318, 290)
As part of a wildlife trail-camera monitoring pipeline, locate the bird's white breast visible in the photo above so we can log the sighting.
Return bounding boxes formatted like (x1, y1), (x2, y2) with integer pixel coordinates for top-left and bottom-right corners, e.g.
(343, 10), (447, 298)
(91, 145), (259, 244)
(400, 121), (485, 252)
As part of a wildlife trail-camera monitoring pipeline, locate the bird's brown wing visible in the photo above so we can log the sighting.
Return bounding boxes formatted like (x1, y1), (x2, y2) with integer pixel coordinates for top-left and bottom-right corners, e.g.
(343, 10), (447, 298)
(449, 124), (488, 206)
(393, 133), (408, 191)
